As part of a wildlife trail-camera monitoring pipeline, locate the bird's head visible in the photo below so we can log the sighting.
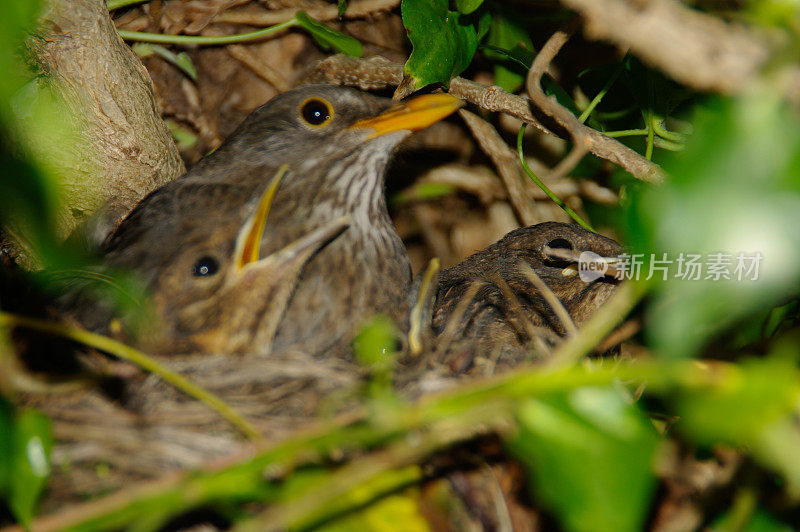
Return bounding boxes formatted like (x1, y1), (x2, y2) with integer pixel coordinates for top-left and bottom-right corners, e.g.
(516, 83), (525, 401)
(96, 167), (350, 354)
(195, 84), (463, 183)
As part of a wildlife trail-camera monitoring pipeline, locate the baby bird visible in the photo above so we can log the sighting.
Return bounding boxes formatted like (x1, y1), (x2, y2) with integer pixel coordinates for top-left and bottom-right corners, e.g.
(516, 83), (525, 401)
(421, 222), (623, 372)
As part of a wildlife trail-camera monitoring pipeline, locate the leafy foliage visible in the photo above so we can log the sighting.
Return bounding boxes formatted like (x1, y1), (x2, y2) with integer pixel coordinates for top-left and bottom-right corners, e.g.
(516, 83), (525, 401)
(626, 93), (800, 357)
(509, 388), (659, 532)
(2, 0), (800, 530)
(400, 0), (478, 90)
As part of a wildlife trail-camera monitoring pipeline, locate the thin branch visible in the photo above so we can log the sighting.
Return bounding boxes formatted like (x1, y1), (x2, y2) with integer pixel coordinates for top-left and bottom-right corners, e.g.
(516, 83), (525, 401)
(516, 124), (593, 230)
(304, 55), (665, 184)
(215, 0), (400, 26)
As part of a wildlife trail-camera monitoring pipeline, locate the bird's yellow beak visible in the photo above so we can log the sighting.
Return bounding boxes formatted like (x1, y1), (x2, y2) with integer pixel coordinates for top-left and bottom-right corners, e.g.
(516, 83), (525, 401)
(350, 93), (463, 139)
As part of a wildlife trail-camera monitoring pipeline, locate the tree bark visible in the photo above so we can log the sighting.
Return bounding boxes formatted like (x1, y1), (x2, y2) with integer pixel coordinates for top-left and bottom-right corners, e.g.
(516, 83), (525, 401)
(23, 0), (184, 247)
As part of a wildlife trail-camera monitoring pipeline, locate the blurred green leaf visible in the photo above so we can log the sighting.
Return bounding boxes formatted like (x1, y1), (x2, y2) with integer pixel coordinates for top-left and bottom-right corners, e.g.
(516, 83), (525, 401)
(165, 118), (199, 150)
(353, 315), (399, 404)
(0, 398), (13, 498)
(391, 182), (455, 205)
(338, 0), (347, 18)
(673, 348), (800, 494)
(318, 489), (428, 532)
(625, 93), (800, 357)
(295, 11), (362, 57)
(133, 43), (197, 81)
(455, 0), (484, 15)
(745, 0), (800, 29)
(353, 315), (397, 369)
(484, 5), (533, 92)
(712, 507), (794, 532)
(9, 409), (52, 527)
(675, 354), (799, 447)
(508, 387), (659, 532)
(0, 0), (79, 269)
(401, 0), (478, 90)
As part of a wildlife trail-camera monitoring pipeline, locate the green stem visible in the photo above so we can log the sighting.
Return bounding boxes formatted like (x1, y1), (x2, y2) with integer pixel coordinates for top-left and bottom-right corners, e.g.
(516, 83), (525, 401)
(0, 312), (261, 442)
(117, 19), (298, 46)
(516, 125), (594, 231)
(604, 128), (649, 138)
(578, 58), (625, 123)
(653, 137), (686, 151)
(107, 0), (151, 10)
(652, 118), (688, 143)
(591, 105), (637, 121)
(645, 73), (656, 160)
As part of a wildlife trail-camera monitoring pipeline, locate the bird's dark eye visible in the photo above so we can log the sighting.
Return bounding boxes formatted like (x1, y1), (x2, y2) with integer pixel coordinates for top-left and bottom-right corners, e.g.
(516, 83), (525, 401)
(300, 98), (333, 127)
(192, 256), (220, 277)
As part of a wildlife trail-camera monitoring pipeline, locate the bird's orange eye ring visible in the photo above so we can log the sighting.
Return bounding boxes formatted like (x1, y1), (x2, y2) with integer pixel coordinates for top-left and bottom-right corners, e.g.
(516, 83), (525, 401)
(299, 98), (334, 127)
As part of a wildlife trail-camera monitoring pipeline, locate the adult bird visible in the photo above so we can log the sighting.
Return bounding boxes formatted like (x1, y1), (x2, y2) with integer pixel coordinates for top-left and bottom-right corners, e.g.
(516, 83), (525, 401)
(90, 84), (463, 356)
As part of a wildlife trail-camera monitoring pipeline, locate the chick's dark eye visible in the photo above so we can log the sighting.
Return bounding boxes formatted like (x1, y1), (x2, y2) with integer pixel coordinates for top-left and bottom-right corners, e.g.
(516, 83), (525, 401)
(546, 238), (573, 251)
(300, 98), (333, 126)
(192, 256), (219, 277)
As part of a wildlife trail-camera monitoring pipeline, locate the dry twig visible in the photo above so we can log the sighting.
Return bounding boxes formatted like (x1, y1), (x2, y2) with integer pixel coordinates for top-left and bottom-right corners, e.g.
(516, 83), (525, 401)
(459, 110), (541, 226)
(227, 44), (291, 92)
(518, 262), (579, 338)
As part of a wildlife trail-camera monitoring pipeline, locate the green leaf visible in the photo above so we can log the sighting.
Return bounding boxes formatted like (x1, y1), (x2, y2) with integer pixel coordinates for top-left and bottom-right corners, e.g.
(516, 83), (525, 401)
(9, 410), (53, 527)
(455, 0), (484, 15)
(475, 8), (491, 41)
(338, 0), (347, 18)
(294, 11), (362, 57)
(508, 387), (659, 532)
(484, 6), (534, 93)
(625, 92), (800, 357)
(401, 0), (478, 90)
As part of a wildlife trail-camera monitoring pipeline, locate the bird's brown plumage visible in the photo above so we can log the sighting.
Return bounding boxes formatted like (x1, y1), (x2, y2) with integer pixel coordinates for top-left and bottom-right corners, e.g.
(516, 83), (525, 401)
(429, 222), (623, 371)
(87, 85), (461, 356)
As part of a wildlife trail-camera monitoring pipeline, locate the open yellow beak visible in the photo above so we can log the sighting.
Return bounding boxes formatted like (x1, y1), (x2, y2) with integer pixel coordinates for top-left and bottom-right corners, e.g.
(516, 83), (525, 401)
(350, 93), (463, 139)
(234, 164), (288, 270)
